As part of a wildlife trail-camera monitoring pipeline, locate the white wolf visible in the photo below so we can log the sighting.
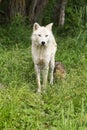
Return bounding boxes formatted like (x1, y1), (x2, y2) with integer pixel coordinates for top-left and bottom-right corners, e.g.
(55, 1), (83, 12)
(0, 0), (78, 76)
(31, 23), (57, 93)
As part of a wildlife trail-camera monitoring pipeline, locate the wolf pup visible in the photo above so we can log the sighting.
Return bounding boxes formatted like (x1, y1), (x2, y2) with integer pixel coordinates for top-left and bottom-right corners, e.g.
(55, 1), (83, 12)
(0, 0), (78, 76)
(31, 23), (57, 93)
(54, 62), (66, 79)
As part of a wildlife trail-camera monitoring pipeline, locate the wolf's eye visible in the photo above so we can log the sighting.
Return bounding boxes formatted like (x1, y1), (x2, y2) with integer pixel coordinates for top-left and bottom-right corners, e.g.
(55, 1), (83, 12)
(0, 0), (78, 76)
(38, 34), (41, 37)
(45, 35), (48, 37)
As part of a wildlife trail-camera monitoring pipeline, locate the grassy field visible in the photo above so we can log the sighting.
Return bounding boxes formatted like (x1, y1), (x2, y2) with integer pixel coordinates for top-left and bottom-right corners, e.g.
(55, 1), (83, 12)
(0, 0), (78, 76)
(0, 23), (87, 130)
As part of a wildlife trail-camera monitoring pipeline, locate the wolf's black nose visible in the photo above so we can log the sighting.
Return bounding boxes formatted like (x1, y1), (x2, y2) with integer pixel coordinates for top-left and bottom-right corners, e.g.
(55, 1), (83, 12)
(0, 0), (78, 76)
(41, 41), (45, 46)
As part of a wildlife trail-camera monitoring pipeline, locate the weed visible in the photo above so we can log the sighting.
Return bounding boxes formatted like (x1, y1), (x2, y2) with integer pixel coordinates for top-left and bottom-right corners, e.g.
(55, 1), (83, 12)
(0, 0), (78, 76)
(0, 23), (87, 129)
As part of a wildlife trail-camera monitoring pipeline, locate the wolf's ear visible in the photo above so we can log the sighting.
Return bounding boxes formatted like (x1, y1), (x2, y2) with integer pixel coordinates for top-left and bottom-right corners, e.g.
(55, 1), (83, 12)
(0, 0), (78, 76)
(46, 23), (53, 31)
(33, 23), (40, 31)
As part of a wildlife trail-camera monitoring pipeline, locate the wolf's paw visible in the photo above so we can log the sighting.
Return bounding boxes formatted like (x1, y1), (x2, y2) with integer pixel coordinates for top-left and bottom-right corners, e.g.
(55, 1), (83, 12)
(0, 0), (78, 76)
(37, 88), (41, 93)
(50, 81), (53, 86)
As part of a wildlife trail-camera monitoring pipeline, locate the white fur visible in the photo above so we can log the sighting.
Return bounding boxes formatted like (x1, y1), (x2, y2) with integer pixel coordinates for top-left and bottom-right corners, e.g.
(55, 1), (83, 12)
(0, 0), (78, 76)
(31, 23), (57, 93)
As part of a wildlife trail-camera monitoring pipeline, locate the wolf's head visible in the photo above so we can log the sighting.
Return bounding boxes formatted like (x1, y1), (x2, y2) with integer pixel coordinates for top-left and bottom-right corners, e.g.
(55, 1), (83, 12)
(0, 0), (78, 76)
(31, 23), (53, 47)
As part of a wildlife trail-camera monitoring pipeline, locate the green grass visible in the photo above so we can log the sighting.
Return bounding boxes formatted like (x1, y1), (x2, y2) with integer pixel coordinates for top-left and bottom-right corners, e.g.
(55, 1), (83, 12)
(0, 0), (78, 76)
(0, 23), (87, 130)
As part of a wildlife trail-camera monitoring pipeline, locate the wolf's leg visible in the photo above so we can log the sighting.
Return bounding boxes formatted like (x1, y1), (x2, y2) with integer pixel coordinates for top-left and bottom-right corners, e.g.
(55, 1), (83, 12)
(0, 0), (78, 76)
(42, 65), (49, 90)
(50, 57), (55, 85)
(35, 65), (41, 93)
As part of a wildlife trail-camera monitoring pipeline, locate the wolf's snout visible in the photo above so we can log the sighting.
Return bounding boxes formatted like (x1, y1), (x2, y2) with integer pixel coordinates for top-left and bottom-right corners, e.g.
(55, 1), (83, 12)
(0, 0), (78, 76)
(41, 41), (45, 46)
